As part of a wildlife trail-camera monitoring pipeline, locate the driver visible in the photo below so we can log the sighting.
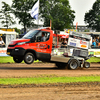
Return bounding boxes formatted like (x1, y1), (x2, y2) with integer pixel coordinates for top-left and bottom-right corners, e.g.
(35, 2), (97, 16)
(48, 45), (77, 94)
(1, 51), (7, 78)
(41, 32), (46, 42)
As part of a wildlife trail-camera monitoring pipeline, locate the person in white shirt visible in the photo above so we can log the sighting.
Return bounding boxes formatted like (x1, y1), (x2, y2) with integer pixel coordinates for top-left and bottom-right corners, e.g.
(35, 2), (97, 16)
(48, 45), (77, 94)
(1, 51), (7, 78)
(0, 37), (5, 47)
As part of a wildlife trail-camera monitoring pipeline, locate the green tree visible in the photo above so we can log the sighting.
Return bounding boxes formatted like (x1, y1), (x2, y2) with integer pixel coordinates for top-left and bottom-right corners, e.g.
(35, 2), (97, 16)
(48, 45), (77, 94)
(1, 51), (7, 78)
(12, 0), (75, 31)
(84, 0), (100, 31)
(84, 29), (90, 32)
(14, 27), (21, 34)
(0, 2), (16, 28)
(40, 0), (75, 30)
(11, 0), (36, 33)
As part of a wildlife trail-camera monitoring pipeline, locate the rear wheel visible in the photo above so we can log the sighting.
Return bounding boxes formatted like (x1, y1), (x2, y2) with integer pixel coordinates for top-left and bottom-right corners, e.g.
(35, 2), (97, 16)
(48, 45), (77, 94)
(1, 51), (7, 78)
(83, 62), (90, 68)
(68, 59), (79, 70)
(13, 57), (23, 63)
(24, 52), (35, 64)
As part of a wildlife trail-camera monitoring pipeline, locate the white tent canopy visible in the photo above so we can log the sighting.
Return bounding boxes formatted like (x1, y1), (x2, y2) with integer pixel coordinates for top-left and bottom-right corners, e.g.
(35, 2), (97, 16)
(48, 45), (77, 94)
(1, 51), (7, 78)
(0, 30), (18, 49)
(0, 30), (18, 35)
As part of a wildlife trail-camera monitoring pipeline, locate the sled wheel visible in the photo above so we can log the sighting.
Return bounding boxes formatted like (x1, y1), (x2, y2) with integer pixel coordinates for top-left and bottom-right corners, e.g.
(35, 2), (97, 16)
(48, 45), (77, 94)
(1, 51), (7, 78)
(68, 59), (79, 70)
(83, 62), (90, 68)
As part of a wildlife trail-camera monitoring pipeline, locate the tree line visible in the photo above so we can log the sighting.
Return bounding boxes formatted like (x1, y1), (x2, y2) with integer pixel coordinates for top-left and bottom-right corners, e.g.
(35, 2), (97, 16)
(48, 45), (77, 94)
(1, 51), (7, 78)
(0, 0), (100, 33)
(0, 0), (75, 33)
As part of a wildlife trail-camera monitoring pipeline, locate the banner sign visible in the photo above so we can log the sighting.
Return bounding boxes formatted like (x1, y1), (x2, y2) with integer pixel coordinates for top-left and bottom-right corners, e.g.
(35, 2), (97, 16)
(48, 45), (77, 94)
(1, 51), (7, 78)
(64, 29), (77, 33)
(68, 37), (89, 49)
(0, 48), (9, 56)
(89, 49), (100, 57)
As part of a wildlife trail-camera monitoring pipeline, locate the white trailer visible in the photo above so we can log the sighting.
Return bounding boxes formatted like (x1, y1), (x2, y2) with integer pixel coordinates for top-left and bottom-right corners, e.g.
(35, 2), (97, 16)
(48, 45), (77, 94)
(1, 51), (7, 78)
(51, 31), (91, 69)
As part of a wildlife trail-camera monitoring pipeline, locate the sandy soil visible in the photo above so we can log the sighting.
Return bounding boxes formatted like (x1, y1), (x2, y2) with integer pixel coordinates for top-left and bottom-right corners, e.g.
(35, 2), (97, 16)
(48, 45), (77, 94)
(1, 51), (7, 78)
(0, 63), (100, 100)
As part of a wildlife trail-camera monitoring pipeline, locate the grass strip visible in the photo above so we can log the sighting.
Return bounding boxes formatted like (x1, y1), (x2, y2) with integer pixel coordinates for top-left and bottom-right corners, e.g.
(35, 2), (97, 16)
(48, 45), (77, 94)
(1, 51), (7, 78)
(0, 56), (100, 63)
(87, 57), (100, 63)
(0, 56), (14, 63)
(0, 56), (39, 63)
(0, 76), (100, 85)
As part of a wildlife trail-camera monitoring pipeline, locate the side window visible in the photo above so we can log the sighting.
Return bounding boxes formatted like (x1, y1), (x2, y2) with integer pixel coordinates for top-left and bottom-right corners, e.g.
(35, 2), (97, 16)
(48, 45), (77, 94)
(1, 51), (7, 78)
(36, 32), (42, 42)
(36, 31), (50, 42)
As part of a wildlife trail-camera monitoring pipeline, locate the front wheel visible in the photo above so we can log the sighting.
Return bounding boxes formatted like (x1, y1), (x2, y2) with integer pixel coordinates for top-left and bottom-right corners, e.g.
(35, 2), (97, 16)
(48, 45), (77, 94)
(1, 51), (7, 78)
(13, 57), (23, 63)
(24, 52), (35, 64)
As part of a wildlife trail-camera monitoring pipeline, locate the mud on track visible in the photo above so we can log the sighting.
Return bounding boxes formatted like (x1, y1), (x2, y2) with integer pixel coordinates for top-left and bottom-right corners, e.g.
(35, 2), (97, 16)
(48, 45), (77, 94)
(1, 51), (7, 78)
(0, 63), (100, 78)
(1, 63), (100, 100)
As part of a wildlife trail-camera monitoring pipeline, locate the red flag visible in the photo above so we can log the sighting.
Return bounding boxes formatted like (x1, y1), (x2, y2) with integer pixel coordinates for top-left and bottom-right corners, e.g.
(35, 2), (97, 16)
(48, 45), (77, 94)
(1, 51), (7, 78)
(76, 22), (78, 30)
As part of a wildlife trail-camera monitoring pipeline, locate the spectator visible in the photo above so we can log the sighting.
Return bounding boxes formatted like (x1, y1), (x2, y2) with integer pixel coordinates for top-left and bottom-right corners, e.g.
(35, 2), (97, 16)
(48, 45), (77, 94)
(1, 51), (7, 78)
(73, 36), (77, 39)
(77, 37), (81, 40)
(96, 36), (99, 46)
(61, 38), (67, 48)
(0, 36), (5, 47)
(41, 32), (46, 42)
(82, 38), (86, 41)
(98, 43), (100, 47)
(92, 39), (96, 47)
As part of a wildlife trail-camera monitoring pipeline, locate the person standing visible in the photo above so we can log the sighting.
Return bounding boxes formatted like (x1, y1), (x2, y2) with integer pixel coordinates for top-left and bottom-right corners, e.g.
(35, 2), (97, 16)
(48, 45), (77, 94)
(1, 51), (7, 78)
(92, 39), (96, 47)
(96, 36), (99, 46)
(0, 36), (5, 47)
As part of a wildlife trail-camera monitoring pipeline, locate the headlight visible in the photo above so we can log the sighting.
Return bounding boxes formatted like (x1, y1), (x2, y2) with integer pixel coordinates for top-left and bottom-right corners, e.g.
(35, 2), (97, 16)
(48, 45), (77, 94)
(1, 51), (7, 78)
(10, 41), (14, 44)
(17, 42), (26, 45)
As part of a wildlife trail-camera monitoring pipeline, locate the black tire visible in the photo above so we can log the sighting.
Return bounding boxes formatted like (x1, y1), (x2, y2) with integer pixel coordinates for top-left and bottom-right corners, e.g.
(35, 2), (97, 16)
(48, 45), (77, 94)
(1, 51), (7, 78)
(56, 62), (67, 69)
(24, 52), (34, 64)
(83, 62), (90, 68)
(68, 59), (79, 70)
(13, 57), (23, 63)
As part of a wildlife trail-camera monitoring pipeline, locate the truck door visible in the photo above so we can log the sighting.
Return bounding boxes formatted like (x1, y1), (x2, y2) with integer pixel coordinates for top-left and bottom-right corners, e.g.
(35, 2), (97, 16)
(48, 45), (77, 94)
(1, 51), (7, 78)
(34, 31), (52, 61)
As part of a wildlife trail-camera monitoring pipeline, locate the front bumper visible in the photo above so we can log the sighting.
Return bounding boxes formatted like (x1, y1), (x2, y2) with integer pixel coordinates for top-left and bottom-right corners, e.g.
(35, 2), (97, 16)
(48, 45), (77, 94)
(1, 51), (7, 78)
(7, 48), (25, 56)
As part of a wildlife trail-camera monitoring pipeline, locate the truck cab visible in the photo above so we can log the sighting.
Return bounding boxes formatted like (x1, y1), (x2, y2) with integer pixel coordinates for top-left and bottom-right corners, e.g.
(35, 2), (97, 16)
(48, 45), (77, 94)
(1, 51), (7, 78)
(7, 27), (53, 64)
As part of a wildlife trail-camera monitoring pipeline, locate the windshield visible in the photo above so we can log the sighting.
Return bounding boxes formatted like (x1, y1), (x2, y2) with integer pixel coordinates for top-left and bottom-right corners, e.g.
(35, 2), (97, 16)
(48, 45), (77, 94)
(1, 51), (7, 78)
(22, 30), (40, 39)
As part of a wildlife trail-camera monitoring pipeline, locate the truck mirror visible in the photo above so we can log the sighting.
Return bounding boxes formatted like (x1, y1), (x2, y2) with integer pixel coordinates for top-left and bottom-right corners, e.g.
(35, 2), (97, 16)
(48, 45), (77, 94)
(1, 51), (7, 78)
(31, 36), (36, 42)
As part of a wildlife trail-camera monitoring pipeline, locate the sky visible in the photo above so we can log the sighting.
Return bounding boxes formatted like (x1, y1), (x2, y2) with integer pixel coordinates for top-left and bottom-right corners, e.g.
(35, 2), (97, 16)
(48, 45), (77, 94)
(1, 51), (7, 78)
(69, 0), (96, 25)
(0, 0), (97, 29)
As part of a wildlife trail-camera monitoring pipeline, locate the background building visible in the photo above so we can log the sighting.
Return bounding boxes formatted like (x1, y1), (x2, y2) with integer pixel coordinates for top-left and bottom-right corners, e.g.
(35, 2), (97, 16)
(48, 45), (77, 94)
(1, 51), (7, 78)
(73, 25), (96, 32)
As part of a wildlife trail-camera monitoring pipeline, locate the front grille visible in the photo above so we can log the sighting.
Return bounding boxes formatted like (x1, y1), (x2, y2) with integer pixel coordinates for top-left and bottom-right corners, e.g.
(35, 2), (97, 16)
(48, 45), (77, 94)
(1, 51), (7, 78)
(7, 49), (13, 52)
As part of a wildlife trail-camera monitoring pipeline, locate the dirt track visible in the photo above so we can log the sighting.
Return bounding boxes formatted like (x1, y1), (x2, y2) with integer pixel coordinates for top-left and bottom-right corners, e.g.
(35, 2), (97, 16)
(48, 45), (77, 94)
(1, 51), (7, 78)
(0, 63), (100, 78)
(1, 63), (100, 100)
